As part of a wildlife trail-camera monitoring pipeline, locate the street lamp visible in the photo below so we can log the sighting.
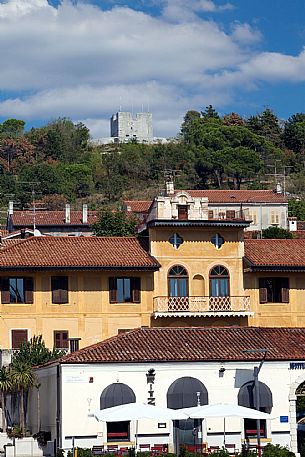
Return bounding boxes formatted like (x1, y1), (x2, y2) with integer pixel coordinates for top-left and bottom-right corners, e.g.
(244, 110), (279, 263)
(242, 349), (268, 451)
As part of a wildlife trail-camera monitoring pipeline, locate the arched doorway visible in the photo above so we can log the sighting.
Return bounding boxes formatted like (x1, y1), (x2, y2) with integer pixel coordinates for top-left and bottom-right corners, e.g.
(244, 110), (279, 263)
(167, 377), (208, 447)
(238, 380), (273, 441)
(100, 383), (136, 442)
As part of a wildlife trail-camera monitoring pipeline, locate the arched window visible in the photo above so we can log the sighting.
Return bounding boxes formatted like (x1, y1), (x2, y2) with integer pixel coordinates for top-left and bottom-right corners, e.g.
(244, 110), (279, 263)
(167, 377), (208, 446)
(238, 380), (273, 439)
(100, 382), (136, 410)
(209, 266), (229, 297)
(168, 266), (188, 297)
(100, 383), (136, 442)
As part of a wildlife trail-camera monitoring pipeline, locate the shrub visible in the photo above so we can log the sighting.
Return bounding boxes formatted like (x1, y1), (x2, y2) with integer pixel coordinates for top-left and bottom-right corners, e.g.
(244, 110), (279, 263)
(262, 444), (295, 457)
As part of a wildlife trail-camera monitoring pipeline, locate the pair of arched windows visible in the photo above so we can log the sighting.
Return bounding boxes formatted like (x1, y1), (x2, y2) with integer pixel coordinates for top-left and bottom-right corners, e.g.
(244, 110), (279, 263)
(168, 265), (230, 297)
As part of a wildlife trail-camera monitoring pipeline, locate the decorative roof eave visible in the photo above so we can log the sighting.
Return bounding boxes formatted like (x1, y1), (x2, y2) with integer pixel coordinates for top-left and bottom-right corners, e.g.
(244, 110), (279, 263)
(243, 257), (305, 272)
(153, 311), (254, 318)
(147, 219), (250, 229)
(0, 265), (160, 272)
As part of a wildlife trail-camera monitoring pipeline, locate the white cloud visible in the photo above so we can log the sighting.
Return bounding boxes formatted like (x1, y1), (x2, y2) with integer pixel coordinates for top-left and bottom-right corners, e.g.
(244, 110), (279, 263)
(231, 22), (262, 44)
(0, 0), (304, 138)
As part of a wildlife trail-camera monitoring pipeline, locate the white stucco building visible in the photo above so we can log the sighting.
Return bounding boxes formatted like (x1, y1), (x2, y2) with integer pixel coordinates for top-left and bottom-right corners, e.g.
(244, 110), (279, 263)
(110, 112), (153, 143)
(28, 327), (305, 455)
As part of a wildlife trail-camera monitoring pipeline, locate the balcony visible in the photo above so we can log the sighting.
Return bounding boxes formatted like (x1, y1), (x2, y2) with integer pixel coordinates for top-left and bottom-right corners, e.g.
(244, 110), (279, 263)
(153, 296), (252, 318)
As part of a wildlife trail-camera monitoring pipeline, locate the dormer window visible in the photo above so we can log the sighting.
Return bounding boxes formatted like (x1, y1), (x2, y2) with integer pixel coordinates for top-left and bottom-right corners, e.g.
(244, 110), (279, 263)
(211, 234), (224, 249)
(169, 233), (184, 249)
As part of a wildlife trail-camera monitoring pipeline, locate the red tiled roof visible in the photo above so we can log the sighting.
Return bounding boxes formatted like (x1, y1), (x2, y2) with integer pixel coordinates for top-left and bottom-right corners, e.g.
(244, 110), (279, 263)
(124, 191), (287, 212)
(44, 327), (305, 365)
(124, 201), (152, 213)
(11, 211), (98, 226)
(244, 239), (305, 268)
(184, 190), (287, 203)
(0, 236), (159, 269)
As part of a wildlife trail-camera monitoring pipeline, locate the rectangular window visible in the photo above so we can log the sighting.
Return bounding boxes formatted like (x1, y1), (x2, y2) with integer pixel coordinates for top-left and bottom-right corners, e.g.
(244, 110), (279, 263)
(11, 329), (28, 349)
(259, 278), (289, 303)
(51, 276), (69, 304)
(270, 211), (279, 225)
(54, 330), (69, 349)
(226, 210), (236, 219)
(1, 277), (33, 304)
(249, 212), (257, 225)
(109, 277), (141, 303)
(244, 418), (267, 439)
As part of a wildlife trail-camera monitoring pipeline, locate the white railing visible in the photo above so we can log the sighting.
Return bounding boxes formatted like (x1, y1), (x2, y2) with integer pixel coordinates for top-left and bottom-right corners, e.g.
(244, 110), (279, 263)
(153, 296), (251, 313)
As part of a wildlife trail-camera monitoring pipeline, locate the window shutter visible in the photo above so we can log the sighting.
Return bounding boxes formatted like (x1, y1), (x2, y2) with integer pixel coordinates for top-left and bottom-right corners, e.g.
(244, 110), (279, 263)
(259, 279), (268, 304)
(12, 329), (28, 349)
(132, 277), (141, 303)
(59, 277), (68, 304)
(52, 277), (68, 304)
(109, 277), (117, 303)
(281, 278), (289, 303)
(226, 210), (235, 219)
(208, 210), (214, 219)
(1, 277), (10, 304)
(24, 277), (34, 304)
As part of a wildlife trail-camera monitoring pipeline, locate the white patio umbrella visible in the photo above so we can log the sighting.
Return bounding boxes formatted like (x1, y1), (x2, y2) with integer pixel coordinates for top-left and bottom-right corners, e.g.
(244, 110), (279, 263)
(179, 403), (274, 446)
(93, 402), (188, 448)
(94, 402), (188, 422)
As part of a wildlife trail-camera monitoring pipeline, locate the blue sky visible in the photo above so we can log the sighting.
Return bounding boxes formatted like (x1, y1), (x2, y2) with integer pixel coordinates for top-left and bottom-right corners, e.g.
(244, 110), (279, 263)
(0, 0), (305, 138)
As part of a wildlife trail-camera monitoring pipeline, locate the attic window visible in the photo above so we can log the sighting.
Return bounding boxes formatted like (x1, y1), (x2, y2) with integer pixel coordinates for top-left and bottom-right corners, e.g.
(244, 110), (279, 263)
(169, 233), (184, 249)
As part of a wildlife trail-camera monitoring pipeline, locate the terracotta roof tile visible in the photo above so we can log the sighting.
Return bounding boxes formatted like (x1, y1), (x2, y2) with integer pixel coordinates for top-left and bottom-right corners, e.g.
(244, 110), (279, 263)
(244, 239), (305, 267)
(124, 201), (152, 213)
(11, 210), (98, 227)
(183, 190), (287, 204)
(0, 236), (159, 269)
(47, 327), (305, 365)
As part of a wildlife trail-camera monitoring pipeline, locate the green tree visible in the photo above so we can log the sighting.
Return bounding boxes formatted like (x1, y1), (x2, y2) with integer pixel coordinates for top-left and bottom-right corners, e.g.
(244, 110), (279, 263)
(221, 146), (263, 189)
(58, 163), (94, 200)
(262, 226), (293, 239)
(0, 367), (12, 431)
(288, 199), (305, 220)
(201, 105), (220, 120)
(0, 119), (25, 139)
(247, 109), (282, 146)
(181, 110), (201, 140)
(12, 335), (63, 367)
(93, 208), (138, 236)
(10, 361), (35, 435)
(283, 113), (305, 157)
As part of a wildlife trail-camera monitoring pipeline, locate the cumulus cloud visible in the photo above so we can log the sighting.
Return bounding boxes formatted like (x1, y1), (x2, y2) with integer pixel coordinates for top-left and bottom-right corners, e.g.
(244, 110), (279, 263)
(231, 22), (262, 44)
(0, 0), (304, 138)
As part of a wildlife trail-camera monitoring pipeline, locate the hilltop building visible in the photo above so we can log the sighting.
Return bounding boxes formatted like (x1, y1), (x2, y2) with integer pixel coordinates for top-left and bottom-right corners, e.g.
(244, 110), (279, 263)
(110, 111), (153, 144)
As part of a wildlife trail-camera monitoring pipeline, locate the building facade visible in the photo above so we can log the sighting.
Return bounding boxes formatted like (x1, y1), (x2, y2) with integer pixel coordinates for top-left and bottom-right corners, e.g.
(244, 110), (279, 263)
(28, 327), (305, 454)
(110, 112), (153, 144)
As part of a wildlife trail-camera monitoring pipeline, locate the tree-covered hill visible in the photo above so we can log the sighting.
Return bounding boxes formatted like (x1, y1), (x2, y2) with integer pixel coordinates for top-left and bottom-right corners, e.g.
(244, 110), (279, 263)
(0, 106), (305, 212)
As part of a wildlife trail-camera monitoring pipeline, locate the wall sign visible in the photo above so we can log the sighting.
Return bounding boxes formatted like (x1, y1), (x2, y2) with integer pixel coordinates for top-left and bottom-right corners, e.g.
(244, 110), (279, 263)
(290, 362), (305, 370)
(280, 416), (289, 423)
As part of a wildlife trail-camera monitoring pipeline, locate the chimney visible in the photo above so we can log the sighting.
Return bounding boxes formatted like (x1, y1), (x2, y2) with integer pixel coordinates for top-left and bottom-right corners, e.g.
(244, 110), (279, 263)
(20, 228), (26, 239)
(8, 201), (13, 215)
(165, 177), (175, 196)
(68, 338), (81, 353)
(276, 182), (283, 194)
(82, 204), (88, 224)
(65, 204), (71, 224)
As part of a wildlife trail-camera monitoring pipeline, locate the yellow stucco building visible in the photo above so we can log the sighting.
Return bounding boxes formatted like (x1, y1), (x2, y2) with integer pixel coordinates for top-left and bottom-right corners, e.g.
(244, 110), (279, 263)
(0, 189), (304, 354)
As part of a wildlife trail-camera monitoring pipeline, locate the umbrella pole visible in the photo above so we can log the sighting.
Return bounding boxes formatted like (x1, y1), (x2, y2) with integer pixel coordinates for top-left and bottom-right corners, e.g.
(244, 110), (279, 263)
(223, 418), (226, 447)
(135, 420), (138, 450)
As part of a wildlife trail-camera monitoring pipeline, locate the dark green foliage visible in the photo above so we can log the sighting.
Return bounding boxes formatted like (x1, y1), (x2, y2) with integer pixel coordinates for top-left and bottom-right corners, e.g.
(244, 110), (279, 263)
(289, 200), (305, 220)
(202, 105), (220, 120)
(284, 113), (305, 155)
(262, 443), (295, 457)
(262, 226), (293, 239)
(67, 448), (93, 457)
(0, 119), (25, 139)
(93, 208), (138, 236)
(12, 335), (63, 368)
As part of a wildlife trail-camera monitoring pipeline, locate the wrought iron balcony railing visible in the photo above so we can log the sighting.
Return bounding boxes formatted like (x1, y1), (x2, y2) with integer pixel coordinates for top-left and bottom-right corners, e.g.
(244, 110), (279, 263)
(153, 295), (251, 313)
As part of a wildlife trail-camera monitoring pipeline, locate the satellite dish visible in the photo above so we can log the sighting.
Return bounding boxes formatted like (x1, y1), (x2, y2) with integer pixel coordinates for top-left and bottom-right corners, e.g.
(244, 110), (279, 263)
(34, 229), (42, 237)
